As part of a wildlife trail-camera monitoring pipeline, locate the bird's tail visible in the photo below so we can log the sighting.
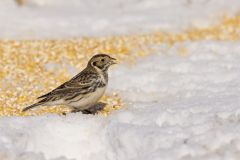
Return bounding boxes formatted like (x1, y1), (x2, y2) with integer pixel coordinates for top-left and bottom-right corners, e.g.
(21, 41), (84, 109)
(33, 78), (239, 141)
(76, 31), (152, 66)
(22, 102), (42, 112)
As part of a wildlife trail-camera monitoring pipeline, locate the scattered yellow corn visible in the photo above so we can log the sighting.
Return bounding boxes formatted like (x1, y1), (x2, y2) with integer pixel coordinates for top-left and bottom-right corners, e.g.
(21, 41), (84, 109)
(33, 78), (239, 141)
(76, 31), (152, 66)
(0, 15), (240, 116)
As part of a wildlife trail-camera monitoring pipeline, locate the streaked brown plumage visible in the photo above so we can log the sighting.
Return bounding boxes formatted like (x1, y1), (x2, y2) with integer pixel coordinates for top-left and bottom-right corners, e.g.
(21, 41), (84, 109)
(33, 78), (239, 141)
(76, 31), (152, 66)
(22, 54), (116, 113)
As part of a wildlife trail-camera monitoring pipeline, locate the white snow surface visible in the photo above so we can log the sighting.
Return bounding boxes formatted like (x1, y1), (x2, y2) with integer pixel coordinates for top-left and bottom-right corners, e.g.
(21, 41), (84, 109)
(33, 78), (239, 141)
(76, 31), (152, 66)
(1, 0), (240, 160)
(1, 0), (240, 39)
(2, 41), (240, 160)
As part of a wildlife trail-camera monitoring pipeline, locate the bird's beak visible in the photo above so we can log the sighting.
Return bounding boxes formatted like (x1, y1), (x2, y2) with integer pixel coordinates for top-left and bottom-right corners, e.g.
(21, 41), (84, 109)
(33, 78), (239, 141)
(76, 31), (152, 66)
(110, 57), (117, 65)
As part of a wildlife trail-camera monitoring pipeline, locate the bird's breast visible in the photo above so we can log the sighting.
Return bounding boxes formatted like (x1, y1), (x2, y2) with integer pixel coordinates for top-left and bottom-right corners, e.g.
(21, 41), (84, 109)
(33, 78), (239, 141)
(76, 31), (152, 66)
(69, 86), (106, 110)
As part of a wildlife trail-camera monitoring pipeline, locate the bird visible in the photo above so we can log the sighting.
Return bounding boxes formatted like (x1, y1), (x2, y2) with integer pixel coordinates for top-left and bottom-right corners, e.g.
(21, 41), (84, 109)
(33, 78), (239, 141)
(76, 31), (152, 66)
(22, 54), (117, 114)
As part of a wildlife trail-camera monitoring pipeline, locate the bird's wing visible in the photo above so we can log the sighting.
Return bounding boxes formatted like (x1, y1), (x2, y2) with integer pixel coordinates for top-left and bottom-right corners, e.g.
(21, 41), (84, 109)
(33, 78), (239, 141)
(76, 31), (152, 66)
(37, 71), (100, 100)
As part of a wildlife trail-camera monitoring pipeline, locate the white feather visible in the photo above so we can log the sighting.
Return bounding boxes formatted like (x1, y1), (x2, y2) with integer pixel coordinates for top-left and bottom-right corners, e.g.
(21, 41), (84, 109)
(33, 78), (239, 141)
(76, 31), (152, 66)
(67, 86), (106, 110)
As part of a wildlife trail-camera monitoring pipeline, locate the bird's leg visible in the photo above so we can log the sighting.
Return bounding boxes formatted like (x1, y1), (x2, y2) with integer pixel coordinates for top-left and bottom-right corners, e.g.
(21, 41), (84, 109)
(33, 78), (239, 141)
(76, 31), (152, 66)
(71, 107), (82, 113)
(70, 102), (107, 115)
(82, 102), (107, 114)
(81, 109), (93, 114)
(71, 108), (93, 114)
(69, 107), (92, 114)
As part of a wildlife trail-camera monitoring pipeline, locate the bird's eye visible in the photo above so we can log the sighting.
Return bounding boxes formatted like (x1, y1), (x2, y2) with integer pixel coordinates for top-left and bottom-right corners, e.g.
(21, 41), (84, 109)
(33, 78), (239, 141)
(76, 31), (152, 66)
(101, 59), (105, 62)
(93, 62), (97, 66)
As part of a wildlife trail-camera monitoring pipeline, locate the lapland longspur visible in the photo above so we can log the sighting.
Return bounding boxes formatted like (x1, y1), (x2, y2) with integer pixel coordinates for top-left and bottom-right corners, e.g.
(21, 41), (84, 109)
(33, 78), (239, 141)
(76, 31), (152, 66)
(22, 54), (117, 114)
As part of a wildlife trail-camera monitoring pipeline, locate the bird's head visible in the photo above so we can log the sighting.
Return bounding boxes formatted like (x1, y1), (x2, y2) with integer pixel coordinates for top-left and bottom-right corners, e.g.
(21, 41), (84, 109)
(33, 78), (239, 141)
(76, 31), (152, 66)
(88, 54), (117, 71)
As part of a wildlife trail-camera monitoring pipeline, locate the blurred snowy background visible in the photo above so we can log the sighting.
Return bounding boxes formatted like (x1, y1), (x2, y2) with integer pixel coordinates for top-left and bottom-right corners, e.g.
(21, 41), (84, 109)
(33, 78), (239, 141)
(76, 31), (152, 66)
(1, 0), (240, 160)
(1, 0), (240, 39)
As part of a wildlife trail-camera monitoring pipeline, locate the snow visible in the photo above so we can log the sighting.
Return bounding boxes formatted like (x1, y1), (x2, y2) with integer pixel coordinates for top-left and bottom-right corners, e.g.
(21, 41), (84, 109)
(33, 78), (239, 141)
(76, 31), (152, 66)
(1, 0), (240, 160)
(1, 0), (240, 39)
(1, 41), (240, 160)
